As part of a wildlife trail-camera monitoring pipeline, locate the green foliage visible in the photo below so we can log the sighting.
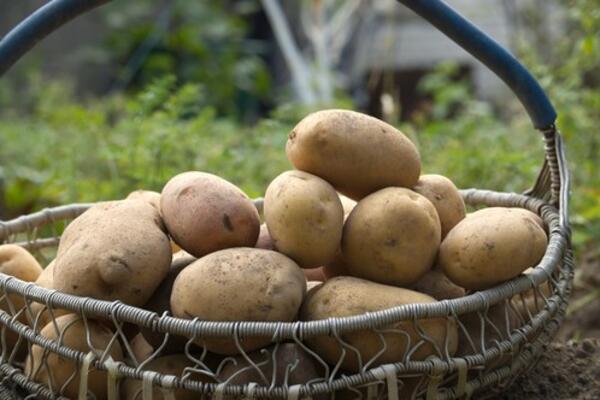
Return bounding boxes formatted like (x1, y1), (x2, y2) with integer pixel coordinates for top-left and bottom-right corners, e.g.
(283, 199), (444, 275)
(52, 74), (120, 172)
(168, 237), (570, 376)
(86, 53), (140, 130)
(0, 0), (598, 254)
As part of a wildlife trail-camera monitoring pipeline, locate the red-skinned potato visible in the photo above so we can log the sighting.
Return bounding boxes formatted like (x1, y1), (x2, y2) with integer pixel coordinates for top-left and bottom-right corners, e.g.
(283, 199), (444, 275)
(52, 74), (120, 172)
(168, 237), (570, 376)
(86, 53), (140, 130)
(161, 172), (260, 258)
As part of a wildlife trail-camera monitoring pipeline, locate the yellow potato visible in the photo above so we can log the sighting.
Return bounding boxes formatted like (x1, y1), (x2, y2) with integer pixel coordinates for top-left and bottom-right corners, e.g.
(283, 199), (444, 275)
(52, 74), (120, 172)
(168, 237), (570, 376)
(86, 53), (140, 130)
(0, 244), (43, 358)
(342, 188), (441, 286)
(53, 200), (172, 306)
(25, 314), (124, 399)
(300, 277), (457, 372)
(413, 174), (466, 238)
(468, 207), (546, 232)
(161, 171), (260, 258)
(170, 248), (306, 355)
(286, 109), (421, 200)
(264, 170), (343, 268)
(440, 207), (548, 290)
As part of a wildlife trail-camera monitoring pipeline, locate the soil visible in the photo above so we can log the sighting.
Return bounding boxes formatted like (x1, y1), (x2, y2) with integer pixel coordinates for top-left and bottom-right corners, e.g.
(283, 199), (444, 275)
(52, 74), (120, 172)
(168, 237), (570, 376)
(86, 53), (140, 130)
(493, 247), (600, 400)
(493, 339), (600, 400)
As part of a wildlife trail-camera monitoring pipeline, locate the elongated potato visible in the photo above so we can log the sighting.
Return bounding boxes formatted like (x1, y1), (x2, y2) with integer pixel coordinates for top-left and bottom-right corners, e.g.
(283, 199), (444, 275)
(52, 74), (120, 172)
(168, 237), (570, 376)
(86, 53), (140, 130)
(413, 174), (466, 238)
(161, 172), (260, 258)
(264, 170), (343, 268)
(53, 200), (172, 306)
(0, 245), (42, 357)
(300, 277), (457, 372)
(440, 207), (548, 290)
(342, 187), (441, 286)
(287, 109), (421, 199)
(170, 248), (306, 354)
(26, 314), (124, 399)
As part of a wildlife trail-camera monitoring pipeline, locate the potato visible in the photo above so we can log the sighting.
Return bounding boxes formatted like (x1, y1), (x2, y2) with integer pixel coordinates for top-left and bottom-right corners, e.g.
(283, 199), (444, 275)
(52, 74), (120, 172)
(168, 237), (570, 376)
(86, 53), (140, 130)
(409, 267), (465, 300)
(440, 207), (548, 290)
(342, 187), (441, 286)
(300, 277), (457, 372)
(161, 171), (260, 258)
(26, 314), (124, 399)
(468, 207), (546, 232)
(218, 343), (325, 399)
(286, 109), (421, 200)
(122, 354), (212, 400)
(53, 200), (172, 306)
(140, 253), (198, 354)
(126, 189), (161, 210)
(127, 190), (181, 253)
(0, 245), (43, 357)
(264, 170), (343, 268)
(413, 174), (466, 238)
(30, 261), (70, 329)
(255, 223), (275, 250)
(170, 248), (306, 354)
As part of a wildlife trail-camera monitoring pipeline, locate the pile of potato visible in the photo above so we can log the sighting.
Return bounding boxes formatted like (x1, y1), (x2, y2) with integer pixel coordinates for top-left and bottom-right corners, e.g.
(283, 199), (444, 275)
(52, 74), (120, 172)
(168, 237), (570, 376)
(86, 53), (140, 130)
(0, 109), (549, 399)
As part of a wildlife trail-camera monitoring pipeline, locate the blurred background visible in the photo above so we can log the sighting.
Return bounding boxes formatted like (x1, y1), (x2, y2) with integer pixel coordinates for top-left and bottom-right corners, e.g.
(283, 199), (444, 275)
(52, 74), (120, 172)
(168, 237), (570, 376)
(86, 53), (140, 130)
(0, 0), (598, 338)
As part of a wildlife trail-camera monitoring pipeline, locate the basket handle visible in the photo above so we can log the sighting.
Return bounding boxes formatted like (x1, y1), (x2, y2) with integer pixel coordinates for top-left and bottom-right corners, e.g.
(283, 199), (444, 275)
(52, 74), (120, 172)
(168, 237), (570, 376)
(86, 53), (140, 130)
(397, 0), (556, 130)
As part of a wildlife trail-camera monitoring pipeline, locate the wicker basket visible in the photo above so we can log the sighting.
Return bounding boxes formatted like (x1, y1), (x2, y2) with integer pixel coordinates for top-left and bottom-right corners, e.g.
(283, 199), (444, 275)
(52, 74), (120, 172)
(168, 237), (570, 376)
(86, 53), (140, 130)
(0, 1), (572, 399)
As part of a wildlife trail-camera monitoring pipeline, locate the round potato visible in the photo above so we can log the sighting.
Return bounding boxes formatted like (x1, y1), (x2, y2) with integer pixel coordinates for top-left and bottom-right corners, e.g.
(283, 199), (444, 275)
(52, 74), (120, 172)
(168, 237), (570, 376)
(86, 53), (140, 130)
(255, 223), (275, 250)
(300, 277), (457, 372)
(286, 109), (421, 200)
(30, 261), (70, 329)
(53, 200), (172, 306)
(160, 171), (260, 258)
(26, 314), (124, 399)
(217, 343), (324, 399)
(342, 187), (441, 286)
(170, 248), (306, 354)
(409, 267), (465, 300)
(140, 253), (197, 354)
(0, 245), (43, 357)
(440, 207), (548, 290)
(264, 170), (343, 268)
(468, 207), (546, 232)
(413, 174), (466, 238)
(122, 354), (212, 400)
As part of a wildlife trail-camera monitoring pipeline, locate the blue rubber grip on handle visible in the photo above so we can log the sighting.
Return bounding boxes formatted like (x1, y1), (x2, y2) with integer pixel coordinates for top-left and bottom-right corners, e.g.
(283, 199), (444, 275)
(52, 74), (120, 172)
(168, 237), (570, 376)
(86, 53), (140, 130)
(398, 0), (557, 129)
(0, 0), (110, 77)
